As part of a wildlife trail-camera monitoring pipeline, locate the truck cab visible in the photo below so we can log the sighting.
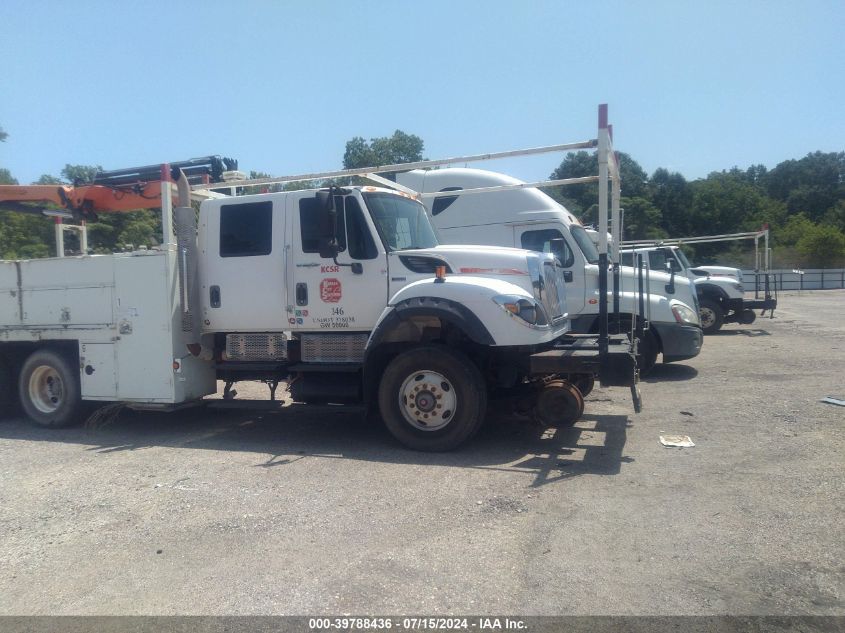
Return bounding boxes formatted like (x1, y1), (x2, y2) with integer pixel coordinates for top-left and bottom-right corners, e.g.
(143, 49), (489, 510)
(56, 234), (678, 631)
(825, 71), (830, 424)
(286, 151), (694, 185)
(621, 245), (776, 333)
(396, 168), (702, 371)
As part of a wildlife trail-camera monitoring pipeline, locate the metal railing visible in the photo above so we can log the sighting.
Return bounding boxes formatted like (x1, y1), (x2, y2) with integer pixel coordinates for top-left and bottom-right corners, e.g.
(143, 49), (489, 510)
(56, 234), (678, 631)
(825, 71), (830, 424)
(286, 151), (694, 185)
(741, 269), (845, 291)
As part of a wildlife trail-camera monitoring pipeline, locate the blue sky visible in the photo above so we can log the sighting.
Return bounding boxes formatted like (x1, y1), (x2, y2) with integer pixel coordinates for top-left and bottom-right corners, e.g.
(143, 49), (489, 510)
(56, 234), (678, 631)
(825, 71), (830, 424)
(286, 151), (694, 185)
(1, 0), (843, 186)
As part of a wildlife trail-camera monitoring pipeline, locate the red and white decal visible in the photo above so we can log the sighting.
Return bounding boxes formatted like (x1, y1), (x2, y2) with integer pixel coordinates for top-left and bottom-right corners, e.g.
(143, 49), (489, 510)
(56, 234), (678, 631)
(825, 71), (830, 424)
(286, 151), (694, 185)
(459, 267), (528, 276)
(320, 278), (342, 303)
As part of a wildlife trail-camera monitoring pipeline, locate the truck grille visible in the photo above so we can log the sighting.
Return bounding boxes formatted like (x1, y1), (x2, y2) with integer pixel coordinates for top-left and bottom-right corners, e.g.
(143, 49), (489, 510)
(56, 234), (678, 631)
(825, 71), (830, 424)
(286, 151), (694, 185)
(300, 333), (368, 363)
(225, 333), (288, 361)
(542, 261), (566, 322)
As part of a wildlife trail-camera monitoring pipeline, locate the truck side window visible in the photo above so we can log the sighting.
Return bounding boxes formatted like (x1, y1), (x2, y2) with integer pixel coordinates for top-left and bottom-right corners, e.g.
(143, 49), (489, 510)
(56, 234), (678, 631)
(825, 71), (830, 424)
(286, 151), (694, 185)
(648, 250), (668, 271)
(620, 251), (634, 267)
(299, 196), (346, 254)
(345, 197), (378, 260)
(220, 201), (273, 257)
(431, 187), (462, 216)
(520, 229), (574, 267)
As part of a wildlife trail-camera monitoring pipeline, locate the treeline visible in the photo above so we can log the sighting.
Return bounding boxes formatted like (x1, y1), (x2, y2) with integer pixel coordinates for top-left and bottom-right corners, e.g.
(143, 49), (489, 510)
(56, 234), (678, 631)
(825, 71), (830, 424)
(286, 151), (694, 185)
(1, 125), (843, 268)
(545, 150), (845, 268)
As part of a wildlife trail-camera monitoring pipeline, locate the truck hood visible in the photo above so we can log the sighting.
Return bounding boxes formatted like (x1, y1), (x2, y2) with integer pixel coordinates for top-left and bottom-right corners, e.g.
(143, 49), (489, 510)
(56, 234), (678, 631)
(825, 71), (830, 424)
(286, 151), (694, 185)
(691, 265), (742, 279)
(397, 244), (535, 278)
(391, 245), (566, 320)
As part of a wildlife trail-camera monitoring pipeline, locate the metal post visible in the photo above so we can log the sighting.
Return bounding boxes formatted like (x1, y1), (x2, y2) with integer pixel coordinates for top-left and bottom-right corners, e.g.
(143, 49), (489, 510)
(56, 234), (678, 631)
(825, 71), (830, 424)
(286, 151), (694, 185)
(80, 221), (88, 254)
(597, 105), (610, 356)
(160, 166), (176, 249)
(54, 218), (65, 258)
(637, 255), (646, 339)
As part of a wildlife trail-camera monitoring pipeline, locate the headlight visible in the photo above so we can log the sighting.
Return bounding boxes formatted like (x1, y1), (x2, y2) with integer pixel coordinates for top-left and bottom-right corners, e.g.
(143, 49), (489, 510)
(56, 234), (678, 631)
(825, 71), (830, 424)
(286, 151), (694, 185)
(671, 302), (700, 325)
(493, 294), (549, 326)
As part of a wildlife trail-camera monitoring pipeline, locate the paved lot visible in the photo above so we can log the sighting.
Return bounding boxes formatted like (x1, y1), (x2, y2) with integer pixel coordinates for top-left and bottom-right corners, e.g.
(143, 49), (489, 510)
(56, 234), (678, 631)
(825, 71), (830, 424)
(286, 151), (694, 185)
(0, 291), (843, 615)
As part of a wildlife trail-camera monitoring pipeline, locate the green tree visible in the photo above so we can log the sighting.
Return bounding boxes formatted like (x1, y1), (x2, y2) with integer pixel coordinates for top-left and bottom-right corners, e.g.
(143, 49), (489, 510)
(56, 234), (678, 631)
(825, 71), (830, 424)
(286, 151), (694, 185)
(776, 212), (814, 247)
(796, 223), (845, 267)
(547, 151), (648, 219)
(763, 151), (844, 221)
(648, 167), (693, 236)
(35, 174), (63, 185)
(620, 196), (667, 241)
(61, 164), (101, 184)
(342, 130), (425, 169)
(0, 169), (16, 185)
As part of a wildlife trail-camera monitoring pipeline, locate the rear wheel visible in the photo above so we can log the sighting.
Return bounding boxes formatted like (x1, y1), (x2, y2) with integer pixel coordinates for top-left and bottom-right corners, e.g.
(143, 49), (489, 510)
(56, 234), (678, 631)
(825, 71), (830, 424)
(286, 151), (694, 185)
(18, 349), (83, 428)
(378, 346), (487, 451)
(699, 299), (724, 334)
(533, 380), (584, 427)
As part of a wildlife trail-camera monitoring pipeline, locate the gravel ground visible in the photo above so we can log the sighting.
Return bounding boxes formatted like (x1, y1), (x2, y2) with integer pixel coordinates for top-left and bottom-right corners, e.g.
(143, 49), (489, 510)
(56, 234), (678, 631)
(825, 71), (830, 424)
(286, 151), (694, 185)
(0, 290), (843, 615)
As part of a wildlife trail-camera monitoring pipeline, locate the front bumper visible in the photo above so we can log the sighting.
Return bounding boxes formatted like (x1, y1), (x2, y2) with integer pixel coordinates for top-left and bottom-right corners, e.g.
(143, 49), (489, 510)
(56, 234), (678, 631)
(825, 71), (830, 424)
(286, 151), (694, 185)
(652, 322), (703, 363)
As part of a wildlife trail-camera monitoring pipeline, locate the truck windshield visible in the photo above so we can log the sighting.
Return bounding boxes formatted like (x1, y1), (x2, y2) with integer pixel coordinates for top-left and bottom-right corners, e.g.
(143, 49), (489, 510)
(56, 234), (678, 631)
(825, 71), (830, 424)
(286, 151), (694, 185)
(570, 226), (600, 264)
(674, 248), (692, 270)
(364, 192), (439, 251)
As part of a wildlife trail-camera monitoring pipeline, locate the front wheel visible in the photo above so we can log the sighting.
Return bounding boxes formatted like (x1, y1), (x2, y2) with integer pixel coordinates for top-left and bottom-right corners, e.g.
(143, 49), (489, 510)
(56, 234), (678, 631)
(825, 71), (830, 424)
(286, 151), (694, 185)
(378, 346), (487, 451)
(699, 298), (724, 334)
(635, 329), (659, 374)
(18, 349), (83, 428)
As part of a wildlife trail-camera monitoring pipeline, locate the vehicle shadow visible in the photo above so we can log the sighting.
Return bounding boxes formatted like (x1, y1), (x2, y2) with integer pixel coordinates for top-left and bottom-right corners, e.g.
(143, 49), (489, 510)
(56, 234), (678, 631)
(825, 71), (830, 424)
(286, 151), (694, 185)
(643, 363), (698, 383)
(0, 405), (633, 489)
(712, 328), (771, 337)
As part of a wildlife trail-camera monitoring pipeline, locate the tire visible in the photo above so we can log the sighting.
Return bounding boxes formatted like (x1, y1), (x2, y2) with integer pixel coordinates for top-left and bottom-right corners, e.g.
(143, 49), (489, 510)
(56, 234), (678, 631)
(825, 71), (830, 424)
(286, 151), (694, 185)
(739, 308), (757, 325)
(378, 346), (487, 451)
(568, 373), (595, 398)
(533, 380), (584, 427)
(698, 298), (724, 334)
(18, 349), (83, 428)
(636, 329), (659, 374)
(0, 356), (15, 419)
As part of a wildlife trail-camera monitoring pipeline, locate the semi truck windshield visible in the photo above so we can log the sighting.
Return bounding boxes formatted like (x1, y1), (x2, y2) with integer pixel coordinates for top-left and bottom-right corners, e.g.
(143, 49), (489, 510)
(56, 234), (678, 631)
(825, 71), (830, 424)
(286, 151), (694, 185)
(364, 192), (439, 251)
(570, 226), (600, 264)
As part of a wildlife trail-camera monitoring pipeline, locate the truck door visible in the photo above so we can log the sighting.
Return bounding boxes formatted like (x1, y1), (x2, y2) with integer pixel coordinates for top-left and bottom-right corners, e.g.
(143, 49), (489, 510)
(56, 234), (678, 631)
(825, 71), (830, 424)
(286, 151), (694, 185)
(513, 224), (586, 316)
(201, 197), (287, 332)
(289, 192), (387, 332)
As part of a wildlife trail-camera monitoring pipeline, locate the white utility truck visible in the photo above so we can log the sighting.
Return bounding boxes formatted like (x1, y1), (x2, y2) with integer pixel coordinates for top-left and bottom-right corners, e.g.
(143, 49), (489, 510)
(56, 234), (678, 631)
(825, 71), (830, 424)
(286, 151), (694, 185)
(395, 168), (703, 372)
(0, 107), (640, 450)
(621, 230), (777, 334)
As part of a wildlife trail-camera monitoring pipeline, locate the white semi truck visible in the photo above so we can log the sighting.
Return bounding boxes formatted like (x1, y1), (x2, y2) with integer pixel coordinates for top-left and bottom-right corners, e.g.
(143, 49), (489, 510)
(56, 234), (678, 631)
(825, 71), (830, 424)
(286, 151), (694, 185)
(621, 230), (777, 334)
(395, 168), (703, 372)
(0, 107), (641, 450)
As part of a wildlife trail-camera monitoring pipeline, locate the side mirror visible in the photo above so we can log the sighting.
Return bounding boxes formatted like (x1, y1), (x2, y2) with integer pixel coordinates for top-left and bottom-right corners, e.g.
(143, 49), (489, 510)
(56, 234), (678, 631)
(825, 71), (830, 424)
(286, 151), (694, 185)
(318, 237), (339, 259)
(549, 238), (567, 266)
(664, 262), (676, 294)
(315, 191), (339, 259)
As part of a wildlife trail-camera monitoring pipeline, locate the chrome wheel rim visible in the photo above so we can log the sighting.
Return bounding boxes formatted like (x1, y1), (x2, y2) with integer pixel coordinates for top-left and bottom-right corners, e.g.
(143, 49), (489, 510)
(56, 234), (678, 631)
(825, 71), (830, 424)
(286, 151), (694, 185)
(28, 365), (64, 414)
(398, 370), (457, 431)
(699, 307), (715, 329)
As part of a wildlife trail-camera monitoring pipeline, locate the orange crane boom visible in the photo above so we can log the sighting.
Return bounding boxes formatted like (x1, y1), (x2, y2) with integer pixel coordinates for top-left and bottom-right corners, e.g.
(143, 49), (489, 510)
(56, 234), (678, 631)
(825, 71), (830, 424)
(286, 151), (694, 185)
(0, 156), (237, 219)
(0, 182), (170, 218)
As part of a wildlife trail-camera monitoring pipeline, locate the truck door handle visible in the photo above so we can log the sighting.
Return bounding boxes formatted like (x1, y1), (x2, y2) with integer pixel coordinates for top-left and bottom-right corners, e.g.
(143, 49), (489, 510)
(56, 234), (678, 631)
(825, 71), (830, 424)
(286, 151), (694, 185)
(296, 283), (308, 306)
(563, 271), (573, 283)
(210, 285), (221, 308)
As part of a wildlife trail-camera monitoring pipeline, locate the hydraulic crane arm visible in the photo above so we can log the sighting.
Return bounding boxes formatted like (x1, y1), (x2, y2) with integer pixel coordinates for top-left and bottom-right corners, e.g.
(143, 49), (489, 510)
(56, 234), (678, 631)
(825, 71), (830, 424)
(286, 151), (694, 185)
(0, 155), (239, 220)
(0, 182), (168, 218)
